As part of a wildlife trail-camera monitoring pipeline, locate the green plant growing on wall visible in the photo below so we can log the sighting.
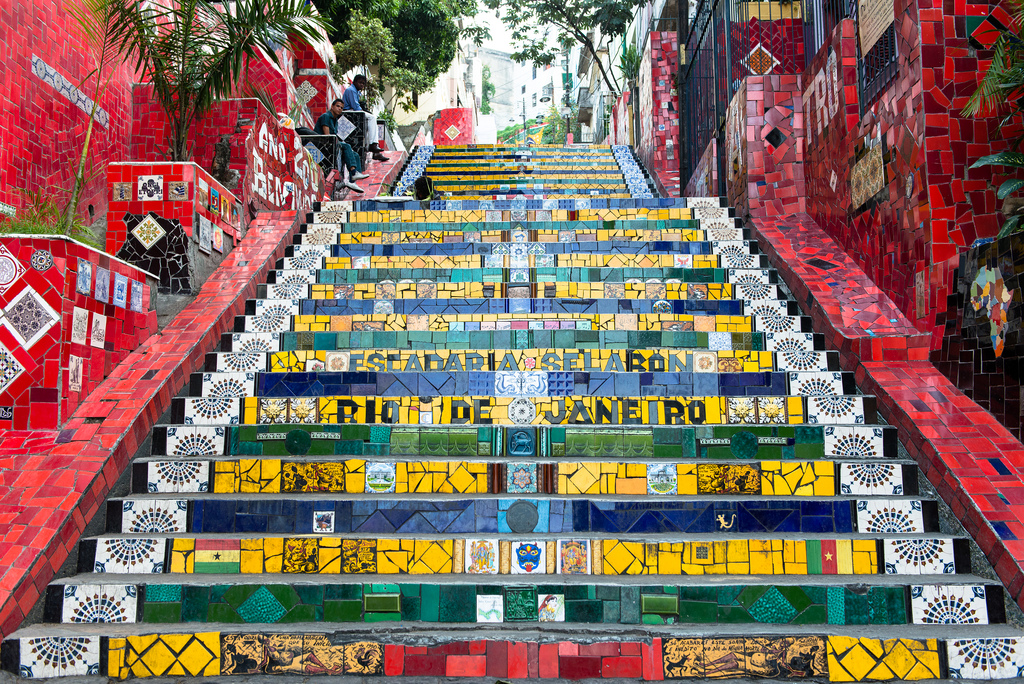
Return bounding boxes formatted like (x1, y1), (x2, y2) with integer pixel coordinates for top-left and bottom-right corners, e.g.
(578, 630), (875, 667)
(0, 187), (101, 248)
(619, 39), (641, 87)
(109, 0), (327, 161)
(964, 4), (1024, 236)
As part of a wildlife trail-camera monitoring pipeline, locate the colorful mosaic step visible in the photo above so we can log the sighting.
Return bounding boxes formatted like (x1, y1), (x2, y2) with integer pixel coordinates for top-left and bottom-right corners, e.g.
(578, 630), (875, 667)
(150, 424), (895, 460)
(7, 150), (1014, 682)
(204, 348), (839, 373)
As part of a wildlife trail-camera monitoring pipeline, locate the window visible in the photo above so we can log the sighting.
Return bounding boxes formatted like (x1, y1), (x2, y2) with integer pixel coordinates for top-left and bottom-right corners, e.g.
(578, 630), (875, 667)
(858, 25), (898, 111)
(521, 85), (526, 94)
(532, 93), (537, 106)
(532, 65), (537, 79)
(804, 0), (850, 62)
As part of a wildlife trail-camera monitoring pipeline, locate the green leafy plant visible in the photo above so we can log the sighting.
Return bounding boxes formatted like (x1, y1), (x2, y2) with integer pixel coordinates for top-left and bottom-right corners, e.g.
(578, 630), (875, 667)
(619, 39), (641, 86)
(481, 65), (496, 115)
(971, 152), (1024, 237)
(0, 188), (101, 248)
(109, 0), (327, 161)
(540, 104), (582, 143)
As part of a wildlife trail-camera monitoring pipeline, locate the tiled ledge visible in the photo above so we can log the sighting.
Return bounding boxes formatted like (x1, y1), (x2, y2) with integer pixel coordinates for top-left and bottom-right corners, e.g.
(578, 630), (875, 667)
(0, 211), (301, 640)
(752, 213), (930, 366)
(750, 210), (1024, 612)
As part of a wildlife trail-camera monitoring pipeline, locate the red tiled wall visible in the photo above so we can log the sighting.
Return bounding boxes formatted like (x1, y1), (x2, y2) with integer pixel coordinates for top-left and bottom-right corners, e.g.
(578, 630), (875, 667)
(433, 108), (475, 145)
(0, 238), (156, 430)
(683, 138), (718, 197)
(105, 163), (241, 255)
(637, 32), (680, 194)
(611, 91), (632, 147)
(0, 0), (136, 219)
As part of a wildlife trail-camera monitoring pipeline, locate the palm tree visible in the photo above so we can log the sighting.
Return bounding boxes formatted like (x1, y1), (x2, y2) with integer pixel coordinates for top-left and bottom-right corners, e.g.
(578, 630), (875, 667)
(110, 0), (329, 161)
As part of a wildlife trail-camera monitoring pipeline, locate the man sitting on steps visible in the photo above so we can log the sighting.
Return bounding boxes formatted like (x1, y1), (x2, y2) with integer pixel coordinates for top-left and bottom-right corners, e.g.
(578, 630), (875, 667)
(316, 98), (368, 193)
(343, 75), (389, 163)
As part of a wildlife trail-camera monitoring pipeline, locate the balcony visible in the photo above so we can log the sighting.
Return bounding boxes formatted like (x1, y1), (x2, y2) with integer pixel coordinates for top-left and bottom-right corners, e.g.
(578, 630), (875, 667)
(577, 89), (594, 123)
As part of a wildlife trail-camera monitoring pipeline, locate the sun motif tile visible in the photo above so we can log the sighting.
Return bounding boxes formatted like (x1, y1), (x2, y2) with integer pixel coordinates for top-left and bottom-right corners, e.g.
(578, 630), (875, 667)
(18, 637), (101, 677)
(764, 331), (817, 352)
(910, 585), (990, 625)
(230, 333), (280, 353)
(840, 462), (903, 495)
(883, 538), (956, 575)
(164, 426), (226, 456)
(789, 371), (845, 396)
(120, 499), (187, 533)
(857, 499), (924, 533)
(92, 538), (167, 573)
(201, 372), (256, 397)
(214, 353), (265, 372)
(807, 395), (866, 424)
(182, 397), (240, 424)
(60, 584), (137, 623)
(825, 426), (887, 458)
(947, 637), (1024, 679)
(147, 461), (209, 493)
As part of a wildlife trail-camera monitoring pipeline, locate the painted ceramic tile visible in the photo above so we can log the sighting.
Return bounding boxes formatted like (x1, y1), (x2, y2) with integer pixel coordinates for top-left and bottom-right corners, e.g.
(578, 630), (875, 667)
(840, 463), (902, 495)
(198, 216), (213, 254)
(90, 312), (106, 348)
(29, 249), (52, 272)
(196, 177), (209, 207)
(92, 538), (167, 573)
(3, 287), (60, 348)
(763, 331), (817, 352)
(70, 307), (89, 345)
(209, 188), (220, 214)
(147, 461), (209, 493)
(167, 180), (188, 201)
(213, 227), (224, 253)
(825, 426), (887, 458)
(131, 215), (166, 250)
(182, 397), (240, 424)
(857, 499), (924, 533)
(506, 462), (537, 493)
(137, 175), (163, 201)
(164, 426), (226, 456)
(67, 355), (83, 392)
(364, 462), (396, 493)
(510, 540), (545, 574)
(910, 585), (989, 625)
(325, 351), (350, 372)
(202, 372), (255, 398)
(130, 280), (144, 312)
(120, 499), (187, 533)
(538, 593), (565, 622)
(94, 267), (110, 303)
(19, 637), (100, 677)
(113, 273), (129, 308)
(476, 594), (503, 623)
(76, 258), (92, 295)
(789, 371), (844, 396)
(947, 637), (1024, 679)
(61, 584), (137, 623)
(647, 462), (678, 494)
(112, 182), (132, 201)
(806, 395), (865, 424)
(313, 510), (335, 533)
(230, 333), (280, 353)
(0, 244), (26, 296)
(883, 538), (955, 575)
(557, 539), (590, 574)
(465, 538), (498, 574)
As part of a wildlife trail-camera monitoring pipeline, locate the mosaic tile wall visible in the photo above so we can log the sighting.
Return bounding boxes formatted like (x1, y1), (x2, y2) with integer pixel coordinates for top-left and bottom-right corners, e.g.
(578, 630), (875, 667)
(932, 235), (1024, 439)
(432, 109), (476, 146)
(105, 163), (240, 293)
(683, 138), (717, 198)
(0, 0), (135, 220)
(243, 108), (328, 217)
(0, 237), (157, 429)
(637, 32), (680, 197)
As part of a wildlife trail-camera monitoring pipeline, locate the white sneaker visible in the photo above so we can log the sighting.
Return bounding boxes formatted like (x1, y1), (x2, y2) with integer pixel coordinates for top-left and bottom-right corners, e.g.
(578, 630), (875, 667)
(343, 180), (365, 193)
(350, 171), (370, 181)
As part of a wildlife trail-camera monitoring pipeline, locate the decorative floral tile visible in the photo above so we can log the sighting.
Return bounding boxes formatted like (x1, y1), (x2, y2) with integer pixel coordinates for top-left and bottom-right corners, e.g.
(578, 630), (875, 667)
(93, 538), (166, 573)
(910, 585), (989, 625)
(3, 287), (59, 348)
(947, 637), (1024, 679)
(840, 462), (902, 495)
(0, 243), (26, 296)
(164, 426), (226, 456)
(506, 462), (537, 493)
(807, 395), (866, 424)
(230, 332), (281, 353)
(764, 332), (817, 352)
(18, 636), (101, 677)
(201, 372), (256, 398)
(789, 371), (845, 396)
(214, 353), (265, 372)
(774, 349), (831, 372)
(60, 584), (137, 623)
(131, 214), (166, 250)
(182, 397), (240, 425)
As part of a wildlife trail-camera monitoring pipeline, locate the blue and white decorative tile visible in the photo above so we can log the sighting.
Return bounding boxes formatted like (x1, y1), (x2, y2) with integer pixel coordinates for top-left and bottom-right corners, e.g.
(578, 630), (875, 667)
(856, 499), (923, 533)
(840, 462), (902, 495)
(268, 280), (310, 301)
(883, 538), (955, 575)
(485, 255), (504, 268)
(93, 538), (166, 574)
(714, 242), (758, 269)
(182, 397), (240, 425)
(736, 282), (778, 301)
(61, 584), (137, 623)
(806, 395), (866, 424)
(910, 585), (989, 625)
(693, 205), (729, 219)
(706, 332), (734, 351)
(510, 540), (545, 574)
(95, 267), (110, 303)
(764, 331), (817, 353)
(752, 310), (800, 334)
(18, 636), (101, 677)
(229, 333), (279, 353)
(774, 350), (831, 373)
(201, 372), (256, 397)
(112, 273), (129, 308)
(120, 499), (188, 533)
(947, 637), (1024, 679)
(506, 463), (537, 493)
(164, 426), (225, 456)
(137, 175), (163, 201)
(789, 371), (845, 396)
(245, 301), (296, 333)
(0, 244), (26, 296)
(303, 226), (340, 246)
(147, 461), (209, 493)
(825, 426), (887, 459)
(494, 371), (548, 398)
(2, 287), (60, 348)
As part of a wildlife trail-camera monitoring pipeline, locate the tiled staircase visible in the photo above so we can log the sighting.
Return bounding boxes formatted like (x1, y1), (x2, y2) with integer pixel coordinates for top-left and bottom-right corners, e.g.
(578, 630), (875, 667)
(2, 145), (1022, 681)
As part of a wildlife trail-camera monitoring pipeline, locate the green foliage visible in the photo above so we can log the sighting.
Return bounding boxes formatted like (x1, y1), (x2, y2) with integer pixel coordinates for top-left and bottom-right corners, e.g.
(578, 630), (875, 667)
(482, 0), (644, 93)
(970, 152), (1024, 237)
(481, 65), (496, 115)
(540, 104), (581, 143)
(0, 188), (100, 248)
(619, 39), (641, 85)
(109, 0), (327, 161)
